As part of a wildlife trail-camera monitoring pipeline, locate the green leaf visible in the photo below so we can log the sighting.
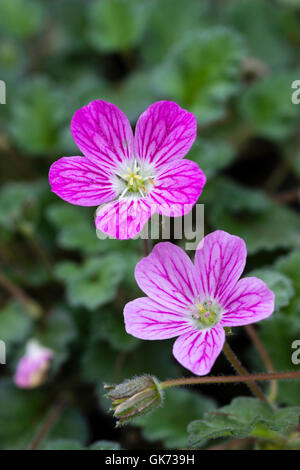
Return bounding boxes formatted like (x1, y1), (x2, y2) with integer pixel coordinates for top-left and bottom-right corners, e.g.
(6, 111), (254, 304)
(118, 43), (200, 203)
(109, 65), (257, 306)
(0, 380), (88, 449)
(276, 250), (300, 303)
(135, 388), (216, 449)
(42, 439), (84, 450)
(141, 0), (208, 65)
(228, 0), (293, 67)
(247, 269), (295, 311)
(43, 439), (121, 450)
(9, 78), (63, 155)
(188, 397), (300, 447)
(156, 28), (245, 124)
(205, 177), (300, 254)
(188, 138), (235, 180)
(0, 181), (45, 232)
(90, 310), (139, 352)
(0, 0), (43, 38)
(239, 73), (299, 140)
(107, 72), (159, 123)
(47, 203), (101, 254)
(259, 314), (300, 405)
(0, 301), (32, 347)
(84, 339), (179, 386)
(88, 0), (147, 52)
(89, 440), (121, 450)
(55, 255), (126, 310)
(35, 308), (77, 374)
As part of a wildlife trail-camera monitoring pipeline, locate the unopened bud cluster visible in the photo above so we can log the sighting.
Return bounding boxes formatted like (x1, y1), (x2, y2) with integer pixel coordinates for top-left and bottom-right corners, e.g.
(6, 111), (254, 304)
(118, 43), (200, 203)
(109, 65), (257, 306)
(104, 375), (163, 426)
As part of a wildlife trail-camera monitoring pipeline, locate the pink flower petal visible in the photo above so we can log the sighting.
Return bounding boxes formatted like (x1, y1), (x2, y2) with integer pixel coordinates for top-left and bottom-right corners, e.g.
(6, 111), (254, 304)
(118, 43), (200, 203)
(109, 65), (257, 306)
(95, 198), (154, 240)
(124, 297), (194, 340)
(135, 242), (199, 312)
(49, 156), (117, 206)
(221, 277), (275, 327)
(172, 325), (225, 375)
(71, 100), (134, 171)
(134, 101), (197, 167)
(148, 159), (206, 216)
(195, 231), (247, 305)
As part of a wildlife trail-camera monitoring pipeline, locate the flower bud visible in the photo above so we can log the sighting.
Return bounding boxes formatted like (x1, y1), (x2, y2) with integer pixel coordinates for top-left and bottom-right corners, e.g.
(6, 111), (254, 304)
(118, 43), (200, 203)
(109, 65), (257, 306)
(104, 375), (163, 425)
(14, 340), (54, 389)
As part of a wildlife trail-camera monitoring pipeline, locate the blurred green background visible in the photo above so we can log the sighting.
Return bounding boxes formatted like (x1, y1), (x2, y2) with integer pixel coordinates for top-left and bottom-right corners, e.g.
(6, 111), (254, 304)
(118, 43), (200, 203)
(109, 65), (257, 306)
(0, 0), (300, 450)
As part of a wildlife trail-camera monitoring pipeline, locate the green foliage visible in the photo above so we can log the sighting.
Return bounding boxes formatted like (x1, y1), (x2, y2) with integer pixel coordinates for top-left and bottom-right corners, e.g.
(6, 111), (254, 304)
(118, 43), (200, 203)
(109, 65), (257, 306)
(0, 181), (45, 232)
(135, 388), (216, 449)
(9, 78), (63, 155)
(43, 438), (120, 450)
(157, 28), (245, 124)
(188, 397), (300, 448)
(0, 380), (88, 450)
(0, 0), (43, 39)
(55, 255), (125, 310)
(189, 139), (235, 180)
(227, 0), (293, 67)
(248, 269), (295, 310)
(88, 0), (148, 52)
(239, 74), (299, 140)
(205, 178), (300, 254)
(1, 0), (300, 451)
(0, 302), (32, 347)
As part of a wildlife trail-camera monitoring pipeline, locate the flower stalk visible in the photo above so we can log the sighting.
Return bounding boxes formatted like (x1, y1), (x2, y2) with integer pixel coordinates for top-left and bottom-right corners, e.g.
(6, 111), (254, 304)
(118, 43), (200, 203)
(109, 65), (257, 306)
(222, 341), (267, 402)
(160, 370), (300, 390)
(244, 324), (277, 403)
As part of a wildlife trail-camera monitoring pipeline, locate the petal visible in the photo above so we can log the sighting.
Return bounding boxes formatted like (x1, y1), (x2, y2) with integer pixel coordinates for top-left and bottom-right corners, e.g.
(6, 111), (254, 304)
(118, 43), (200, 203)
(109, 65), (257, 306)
(134, 101), (197, 166)
(194, 230), (247, 305)
(95, 198), (153, 240)
(71, 100), (134, 170)
(148, 159), (206, 216)
(172, 325), (225, 375)
(124, 297), (194, 340)
(49, 156), (117, 206)
(220, 277), (275, 327)
(135, 242), (199, 312)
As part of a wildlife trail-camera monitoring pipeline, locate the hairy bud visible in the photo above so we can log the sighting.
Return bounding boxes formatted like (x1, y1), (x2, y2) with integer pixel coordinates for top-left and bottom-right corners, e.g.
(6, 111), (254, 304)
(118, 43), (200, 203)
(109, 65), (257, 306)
(104, 375), (163, 425)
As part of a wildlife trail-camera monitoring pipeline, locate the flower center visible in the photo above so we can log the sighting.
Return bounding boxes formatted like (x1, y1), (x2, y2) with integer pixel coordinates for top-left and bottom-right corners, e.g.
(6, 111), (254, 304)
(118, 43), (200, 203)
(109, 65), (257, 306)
(115, 160), (156, 198)
(190, 300), (222, 329)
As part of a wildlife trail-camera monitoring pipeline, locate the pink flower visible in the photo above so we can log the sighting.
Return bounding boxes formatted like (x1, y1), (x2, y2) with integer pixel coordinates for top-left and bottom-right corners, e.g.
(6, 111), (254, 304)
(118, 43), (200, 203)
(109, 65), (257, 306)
(14, 340), (54, 389)
(124, 231), (275, 375)
(49, 100), (206, 239)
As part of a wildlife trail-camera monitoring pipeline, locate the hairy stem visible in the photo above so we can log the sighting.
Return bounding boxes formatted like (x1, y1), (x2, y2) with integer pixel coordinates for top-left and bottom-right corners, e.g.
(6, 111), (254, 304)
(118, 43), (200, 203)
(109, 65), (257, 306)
(244, 325), (277, 402)
(223, 342), (267, 401)
(160, 370), (300, 389)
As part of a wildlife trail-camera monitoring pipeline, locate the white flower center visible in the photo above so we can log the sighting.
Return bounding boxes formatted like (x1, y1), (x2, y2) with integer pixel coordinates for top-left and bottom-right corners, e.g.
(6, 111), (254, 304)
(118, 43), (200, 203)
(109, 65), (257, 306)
(114, 159), (156, 199)
(189, 299), (222, 330)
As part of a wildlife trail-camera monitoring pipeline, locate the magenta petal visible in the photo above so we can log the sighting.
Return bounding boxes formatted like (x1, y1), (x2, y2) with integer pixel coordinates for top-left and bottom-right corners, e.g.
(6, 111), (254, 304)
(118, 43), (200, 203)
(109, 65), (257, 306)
(148, 159), (206, 216)
(134, 101), (197, 167)
(49, 156), (117, 206)
(71, 100), (134, 170)
(195, 231), (247, 305)
(135, 242), (199, 312)
(95, 198), (153, 240)
(173, 325), (225, 375)
(221, 277), (275, 327)
(124, 297), (194, 340)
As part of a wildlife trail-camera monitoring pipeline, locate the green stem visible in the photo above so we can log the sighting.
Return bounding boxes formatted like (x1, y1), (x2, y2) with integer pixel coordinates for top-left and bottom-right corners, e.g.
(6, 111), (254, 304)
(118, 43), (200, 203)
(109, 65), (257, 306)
(223, 342), (267, 402)
(160, 371), (300, 390)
